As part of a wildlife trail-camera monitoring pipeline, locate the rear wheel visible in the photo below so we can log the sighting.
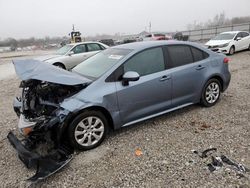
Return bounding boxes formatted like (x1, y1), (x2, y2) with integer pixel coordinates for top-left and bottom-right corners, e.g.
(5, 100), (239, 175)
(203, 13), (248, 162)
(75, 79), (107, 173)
(229, 46), (235, 55)
(201, 79), (221, 107)
(68, 110), (108, 150)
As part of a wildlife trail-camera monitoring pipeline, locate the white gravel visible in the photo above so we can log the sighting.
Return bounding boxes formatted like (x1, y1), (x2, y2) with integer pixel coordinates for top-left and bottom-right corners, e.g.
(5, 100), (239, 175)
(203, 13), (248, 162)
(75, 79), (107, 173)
(0, 50), (250, 188)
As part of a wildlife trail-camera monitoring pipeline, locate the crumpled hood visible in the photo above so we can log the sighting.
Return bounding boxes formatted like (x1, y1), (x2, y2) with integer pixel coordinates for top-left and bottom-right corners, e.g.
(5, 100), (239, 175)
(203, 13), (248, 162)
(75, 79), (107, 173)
(205, 40), (231, 46)
(13, 59), (91, 85)
(34, 54), (61, 62)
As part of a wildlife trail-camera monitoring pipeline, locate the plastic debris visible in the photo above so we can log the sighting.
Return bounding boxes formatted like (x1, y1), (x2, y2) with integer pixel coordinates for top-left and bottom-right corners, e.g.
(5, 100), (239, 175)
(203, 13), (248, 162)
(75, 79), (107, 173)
(193, 148), (250, 175)
(221, 155), (250, 173)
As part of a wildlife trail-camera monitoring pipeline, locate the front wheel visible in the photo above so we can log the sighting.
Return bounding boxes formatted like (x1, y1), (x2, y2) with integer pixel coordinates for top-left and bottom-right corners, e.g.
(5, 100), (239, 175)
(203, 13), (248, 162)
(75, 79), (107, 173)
(228, 46), (235, 55)
(68, 111), (108, 150)
(200, 79), (221, 107)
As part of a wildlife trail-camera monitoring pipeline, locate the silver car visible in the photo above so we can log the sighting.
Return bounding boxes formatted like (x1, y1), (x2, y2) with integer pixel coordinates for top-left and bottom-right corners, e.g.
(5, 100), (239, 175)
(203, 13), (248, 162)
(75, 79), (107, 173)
(37, 41), (109, 69)
(8, 41), (230, 181)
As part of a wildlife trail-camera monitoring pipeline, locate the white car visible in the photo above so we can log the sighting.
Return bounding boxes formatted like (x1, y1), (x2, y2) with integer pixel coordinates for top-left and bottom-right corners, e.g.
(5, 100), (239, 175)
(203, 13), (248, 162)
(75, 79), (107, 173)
(205, 31), (250, 55)
(37, 42), (109, 69)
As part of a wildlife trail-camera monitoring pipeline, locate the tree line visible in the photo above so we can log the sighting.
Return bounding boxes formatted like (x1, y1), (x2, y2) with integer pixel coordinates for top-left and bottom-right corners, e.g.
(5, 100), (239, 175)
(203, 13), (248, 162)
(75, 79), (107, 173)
(187, 13), (250, 30)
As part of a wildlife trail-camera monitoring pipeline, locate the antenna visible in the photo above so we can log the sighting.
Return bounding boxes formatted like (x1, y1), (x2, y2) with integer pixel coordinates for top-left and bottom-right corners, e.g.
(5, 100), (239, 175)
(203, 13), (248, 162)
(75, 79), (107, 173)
(72, 24), (75, 32)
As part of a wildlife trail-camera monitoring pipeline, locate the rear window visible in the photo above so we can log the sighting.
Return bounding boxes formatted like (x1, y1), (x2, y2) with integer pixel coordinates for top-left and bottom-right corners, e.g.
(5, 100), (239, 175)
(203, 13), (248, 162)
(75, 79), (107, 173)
(191, 47), (209, 62)
(167, 45), (193, 67)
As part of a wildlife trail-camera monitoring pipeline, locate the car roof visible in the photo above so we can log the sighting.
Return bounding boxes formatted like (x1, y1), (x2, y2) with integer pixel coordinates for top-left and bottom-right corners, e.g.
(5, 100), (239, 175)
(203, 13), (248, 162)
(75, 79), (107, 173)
(221, 31), (248, 34)
(111, 40), (195, 51)
(69, 41), (104, 46)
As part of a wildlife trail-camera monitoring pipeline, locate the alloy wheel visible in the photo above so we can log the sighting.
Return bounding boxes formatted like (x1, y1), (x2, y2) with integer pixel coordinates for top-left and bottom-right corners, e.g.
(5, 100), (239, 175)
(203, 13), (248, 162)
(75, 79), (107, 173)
(205, 82), (220, 104)
(74, 116), (104, 147)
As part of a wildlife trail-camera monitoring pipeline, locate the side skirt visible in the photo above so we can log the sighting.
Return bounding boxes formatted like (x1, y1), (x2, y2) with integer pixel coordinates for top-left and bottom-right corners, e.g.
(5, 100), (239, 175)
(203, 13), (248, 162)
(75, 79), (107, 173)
(122, 103), (193, 128)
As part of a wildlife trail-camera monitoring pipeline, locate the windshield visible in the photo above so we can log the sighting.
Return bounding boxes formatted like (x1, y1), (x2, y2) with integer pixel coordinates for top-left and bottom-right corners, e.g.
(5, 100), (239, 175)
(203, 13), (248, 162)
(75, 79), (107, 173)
(73, 48), (132, 79)
(56, 44), (73, 55)
(212, 33), (236, 40)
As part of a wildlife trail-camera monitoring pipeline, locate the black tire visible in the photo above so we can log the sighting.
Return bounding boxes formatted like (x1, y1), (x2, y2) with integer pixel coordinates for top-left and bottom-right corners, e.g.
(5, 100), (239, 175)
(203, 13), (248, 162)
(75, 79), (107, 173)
(228, 46), (235, 55)
(53, 63), (66, 69)
(200, 79), (221, 107)
(68, 110), (108, 150)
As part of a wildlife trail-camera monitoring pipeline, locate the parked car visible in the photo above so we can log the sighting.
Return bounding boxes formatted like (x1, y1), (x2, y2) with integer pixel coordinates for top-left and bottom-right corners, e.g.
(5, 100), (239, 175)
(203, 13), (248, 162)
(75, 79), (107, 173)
(8, 41), (230, 181)
(143, 33), (167, 41)
(98, 39), (114, 46)
(36, 41), (109, 70)
(205, 31), (250, 55)
(172, 32), (189, 41)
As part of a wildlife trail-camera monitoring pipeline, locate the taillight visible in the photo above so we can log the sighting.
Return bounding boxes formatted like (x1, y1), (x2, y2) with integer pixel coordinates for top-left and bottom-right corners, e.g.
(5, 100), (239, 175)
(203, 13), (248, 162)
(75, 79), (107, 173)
(223, 57), (229, 64)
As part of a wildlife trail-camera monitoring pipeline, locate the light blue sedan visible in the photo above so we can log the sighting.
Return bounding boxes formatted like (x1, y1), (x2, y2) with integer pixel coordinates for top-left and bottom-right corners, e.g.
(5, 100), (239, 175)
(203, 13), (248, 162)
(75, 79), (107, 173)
(9, 41), (231, 181)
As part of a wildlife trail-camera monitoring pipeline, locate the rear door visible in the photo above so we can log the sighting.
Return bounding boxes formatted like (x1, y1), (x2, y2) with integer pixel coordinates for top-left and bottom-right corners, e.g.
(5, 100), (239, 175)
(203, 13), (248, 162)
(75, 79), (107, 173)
(85, 43), (104, 58)
(164, 45), (209, 106)
(115, 47), (172, 125)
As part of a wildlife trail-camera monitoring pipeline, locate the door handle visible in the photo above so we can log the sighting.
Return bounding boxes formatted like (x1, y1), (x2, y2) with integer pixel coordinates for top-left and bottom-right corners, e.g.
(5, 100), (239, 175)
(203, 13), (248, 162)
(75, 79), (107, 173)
(196, 65), (205, 70)
(160, 75), (171, 81)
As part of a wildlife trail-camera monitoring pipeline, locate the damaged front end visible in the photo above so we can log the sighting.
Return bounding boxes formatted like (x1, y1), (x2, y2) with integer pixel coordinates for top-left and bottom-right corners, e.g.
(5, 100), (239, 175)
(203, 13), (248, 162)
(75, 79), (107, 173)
(8, 60), (90, 182)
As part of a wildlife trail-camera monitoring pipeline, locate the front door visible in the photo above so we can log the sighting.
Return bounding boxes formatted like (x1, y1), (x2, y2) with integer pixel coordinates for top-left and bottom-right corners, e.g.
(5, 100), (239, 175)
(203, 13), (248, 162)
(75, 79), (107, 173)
(66, 44), (87, 68)
(115, 47), (172, 125)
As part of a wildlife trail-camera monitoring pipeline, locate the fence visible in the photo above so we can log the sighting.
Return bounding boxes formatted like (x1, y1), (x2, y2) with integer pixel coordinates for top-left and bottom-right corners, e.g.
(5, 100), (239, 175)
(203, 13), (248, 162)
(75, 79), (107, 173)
(181, 22), (250, 42)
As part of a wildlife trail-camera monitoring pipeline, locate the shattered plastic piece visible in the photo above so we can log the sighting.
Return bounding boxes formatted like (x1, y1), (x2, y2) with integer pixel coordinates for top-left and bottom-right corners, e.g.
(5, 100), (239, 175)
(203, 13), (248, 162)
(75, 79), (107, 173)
(200, 148), (217, 158)
(135, 149), (143, 156)
(221, 155), (250, 173)
(207, 163), (216, 172)
(7, 131), (73, 182)
(191, 150), (198, 154)
(211, 156), (223, 167)
(27, 151), (73, 182)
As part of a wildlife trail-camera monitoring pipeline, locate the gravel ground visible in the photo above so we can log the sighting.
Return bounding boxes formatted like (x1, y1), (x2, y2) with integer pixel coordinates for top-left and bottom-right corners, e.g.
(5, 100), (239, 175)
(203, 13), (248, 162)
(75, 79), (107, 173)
(0, 50), (250, 188)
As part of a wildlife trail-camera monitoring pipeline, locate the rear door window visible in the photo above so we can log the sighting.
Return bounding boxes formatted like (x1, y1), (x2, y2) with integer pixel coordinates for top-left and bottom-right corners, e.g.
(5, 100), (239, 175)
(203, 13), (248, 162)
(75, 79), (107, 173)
(167, 45), (193, 68)
(87, 43), (102, 52)
(190, 47), (209, 62)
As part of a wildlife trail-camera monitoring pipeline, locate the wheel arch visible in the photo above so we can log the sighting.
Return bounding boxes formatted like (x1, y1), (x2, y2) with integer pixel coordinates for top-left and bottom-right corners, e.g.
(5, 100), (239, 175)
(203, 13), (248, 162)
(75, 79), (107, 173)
(199, 74), (224, 101)
(53, 62), (66, 69)
(64, 106), (114, 130)
(230, 44), (235, 52)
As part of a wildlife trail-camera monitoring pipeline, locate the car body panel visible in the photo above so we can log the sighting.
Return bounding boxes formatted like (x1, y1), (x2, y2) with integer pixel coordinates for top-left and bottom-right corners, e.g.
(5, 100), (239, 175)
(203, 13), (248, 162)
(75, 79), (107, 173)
(170, 59), (209, 106)
(115, 70), (172, 124)
(13, 59), (91, 85)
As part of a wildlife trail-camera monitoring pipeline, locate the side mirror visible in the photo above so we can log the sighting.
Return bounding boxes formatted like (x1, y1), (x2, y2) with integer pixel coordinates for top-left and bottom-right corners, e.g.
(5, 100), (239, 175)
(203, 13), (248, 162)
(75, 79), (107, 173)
(122, 71), (140, 86)
(68, 51), (74, 56)
(236, 37), (242, 41)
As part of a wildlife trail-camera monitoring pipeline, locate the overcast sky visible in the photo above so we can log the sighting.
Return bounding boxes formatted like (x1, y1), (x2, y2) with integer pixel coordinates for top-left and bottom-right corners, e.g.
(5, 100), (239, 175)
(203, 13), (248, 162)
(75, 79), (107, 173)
(0, 0), (250, 39)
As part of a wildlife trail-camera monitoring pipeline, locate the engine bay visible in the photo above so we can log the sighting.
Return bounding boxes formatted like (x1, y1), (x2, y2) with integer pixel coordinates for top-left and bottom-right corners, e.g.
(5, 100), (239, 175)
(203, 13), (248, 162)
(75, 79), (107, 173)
(19, 79), (85, 119)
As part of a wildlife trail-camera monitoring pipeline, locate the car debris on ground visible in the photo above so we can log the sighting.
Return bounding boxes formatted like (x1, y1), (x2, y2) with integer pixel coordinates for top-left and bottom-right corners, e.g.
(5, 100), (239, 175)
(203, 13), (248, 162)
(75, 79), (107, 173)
(193, 148), (250, 177)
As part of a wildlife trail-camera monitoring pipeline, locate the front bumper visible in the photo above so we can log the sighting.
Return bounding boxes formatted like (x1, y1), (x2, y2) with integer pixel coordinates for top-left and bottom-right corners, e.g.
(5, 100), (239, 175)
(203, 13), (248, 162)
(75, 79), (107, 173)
(7, 131), (73, 182)
(208, 46), (230, 54)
